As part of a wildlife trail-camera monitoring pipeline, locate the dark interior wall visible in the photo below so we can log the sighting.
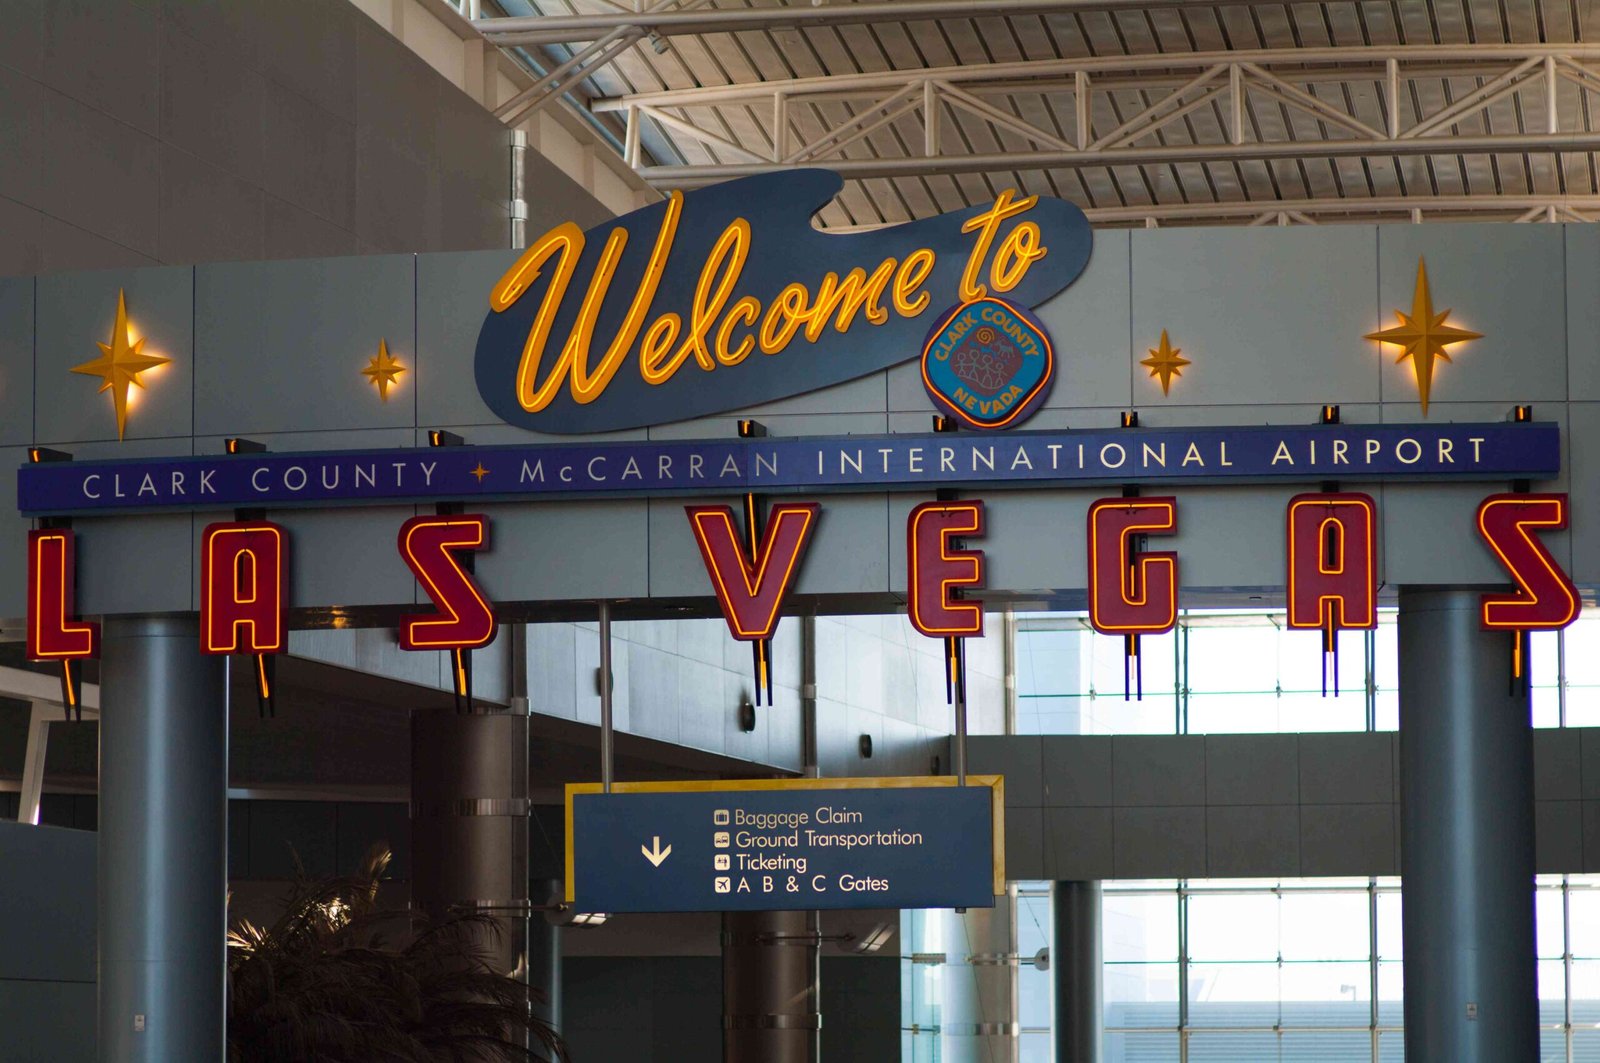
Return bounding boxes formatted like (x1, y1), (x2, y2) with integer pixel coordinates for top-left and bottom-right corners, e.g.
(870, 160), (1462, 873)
(0, 820), (96, 1062)
(563, 955), (900, 1063)
(0, 0), (610, 278)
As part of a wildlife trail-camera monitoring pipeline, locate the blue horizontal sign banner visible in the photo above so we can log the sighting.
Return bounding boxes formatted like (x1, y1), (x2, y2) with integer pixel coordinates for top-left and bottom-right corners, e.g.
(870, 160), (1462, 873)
(16, 421), (1558, 515)
(567, 780), (998, 914)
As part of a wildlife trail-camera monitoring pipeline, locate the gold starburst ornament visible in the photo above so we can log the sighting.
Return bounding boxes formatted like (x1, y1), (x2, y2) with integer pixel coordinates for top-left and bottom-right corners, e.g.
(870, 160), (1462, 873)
(1141, 329), (1191, 396)
(362, 339), (405, 402)
(1365, 257), (1482, 416)
(71, 289), (170, 441)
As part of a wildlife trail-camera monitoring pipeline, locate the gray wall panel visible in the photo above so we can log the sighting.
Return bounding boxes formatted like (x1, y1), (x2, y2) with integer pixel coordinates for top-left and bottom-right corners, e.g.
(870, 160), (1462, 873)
(194, 255), (416, 437)
(1566, 402), (1600, 584)
(977, 730), (1599, 878)
(1376, 223), (1568, 407)
(0, 277), (34, 445)
(0, 446), (29, 618)
(35, 265), (193, 444)
(1130, 224), (1380, 407)
(0, 0), (605, 279)
(0, 820), (94, 981)
(478, 500), (650, 602)
(1567, 225), (1600, 401)
(417, 249), (520, 429)
(280, 504), (422, 610)
(77, 509), (194, 615)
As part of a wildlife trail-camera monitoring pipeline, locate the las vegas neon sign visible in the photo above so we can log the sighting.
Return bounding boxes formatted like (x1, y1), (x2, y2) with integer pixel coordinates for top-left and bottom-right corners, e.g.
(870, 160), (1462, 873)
(28, 492), (1579, 676)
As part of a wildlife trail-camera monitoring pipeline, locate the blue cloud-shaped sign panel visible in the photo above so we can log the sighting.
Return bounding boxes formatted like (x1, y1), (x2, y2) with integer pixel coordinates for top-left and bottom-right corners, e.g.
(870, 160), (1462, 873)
(475, 169), (1092, 434)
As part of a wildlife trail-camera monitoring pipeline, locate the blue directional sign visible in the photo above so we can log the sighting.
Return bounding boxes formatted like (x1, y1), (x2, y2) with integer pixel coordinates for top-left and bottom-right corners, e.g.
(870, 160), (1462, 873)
(564, 776), (1004, 913)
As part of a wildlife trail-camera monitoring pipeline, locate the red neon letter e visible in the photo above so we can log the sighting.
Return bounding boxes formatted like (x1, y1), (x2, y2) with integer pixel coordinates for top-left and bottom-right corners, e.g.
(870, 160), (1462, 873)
(1088, 497), (1178, 635)
(1478, 493), (1578, 630)
(1286, 492), (1377, 630)
(200, 521), (287, 654)
(907, 500), (986, 638)
(27, 529), (99, 660)
(398, 515), (497, 651)
(687, 503), (819, 640)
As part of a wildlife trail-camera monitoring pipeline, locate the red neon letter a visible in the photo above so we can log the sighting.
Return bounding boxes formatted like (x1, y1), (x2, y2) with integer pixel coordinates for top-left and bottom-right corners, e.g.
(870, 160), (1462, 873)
(200, 521), (287, 655)
(1285, 493), (1377, 630)
(687, 503), (819, 640)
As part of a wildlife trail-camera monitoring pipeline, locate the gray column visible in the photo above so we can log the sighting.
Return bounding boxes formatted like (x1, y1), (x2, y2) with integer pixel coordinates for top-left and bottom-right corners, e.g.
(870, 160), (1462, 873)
(530, 879), (563, 1038)
(1054, 881), (1103, 1063)
(410, 705), (530, 972)
(722, 910), (820, 1063)
(98, 615), (227, 1062)
(1398, 587), (1537, 1063)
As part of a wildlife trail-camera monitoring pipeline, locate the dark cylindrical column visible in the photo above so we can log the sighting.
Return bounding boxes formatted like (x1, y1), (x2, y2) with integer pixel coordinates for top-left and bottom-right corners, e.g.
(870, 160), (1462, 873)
(722, 910), (820, 1063)
(98, 615), (227, 1062)
(410, 705), (530, 973)
(1399, 587), (1537, 1063)
(1054, 881), (1103, 1063)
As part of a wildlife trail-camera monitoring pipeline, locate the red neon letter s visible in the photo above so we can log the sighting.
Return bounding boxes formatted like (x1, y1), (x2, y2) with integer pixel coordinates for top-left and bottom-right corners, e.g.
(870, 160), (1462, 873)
(1088, 497), (1178, 635)
(200, 521), (288, 654)
(1285, 493), (1378, 630)
(907, 501), (985, 638)
(398, 515), (497, 651)
(27, 529), (99, 660)
(686, 503), (819, 640)
(1478, 493), (1579, 630)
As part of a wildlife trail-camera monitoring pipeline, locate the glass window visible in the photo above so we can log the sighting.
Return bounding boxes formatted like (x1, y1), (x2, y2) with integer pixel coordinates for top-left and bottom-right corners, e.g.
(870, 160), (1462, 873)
(1105, 961), (1181, 1029)
(1185, 1030), (1278, 1060)
(1104, 892), (1179, 962)
(1283, 1031), (1372, 1060)
(1280, 891), (1368, 961)
(1105, 1030), (1179, 1062)
(1187, 893), (1278, 961)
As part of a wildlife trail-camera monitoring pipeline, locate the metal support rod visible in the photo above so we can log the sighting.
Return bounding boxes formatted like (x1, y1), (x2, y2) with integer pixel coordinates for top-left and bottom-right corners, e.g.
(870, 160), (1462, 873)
(953, 639), (968, 786)
(801, 613), (819, 778)
(17, 701), (50, 825)
(510, 129), (528, 250)
(598, 600), (614, 793)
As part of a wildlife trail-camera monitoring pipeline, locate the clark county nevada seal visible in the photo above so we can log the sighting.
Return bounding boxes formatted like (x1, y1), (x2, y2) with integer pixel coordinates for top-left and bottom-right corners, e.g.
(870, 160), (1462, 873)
(921, 297), (1055, 430)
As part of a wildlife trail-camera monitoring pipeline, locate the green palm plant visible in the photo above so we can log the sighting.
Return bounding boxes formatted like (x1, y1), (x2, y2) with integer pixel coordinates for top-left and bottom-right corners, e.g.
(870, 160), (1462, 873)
(227, 845), (565, 1062)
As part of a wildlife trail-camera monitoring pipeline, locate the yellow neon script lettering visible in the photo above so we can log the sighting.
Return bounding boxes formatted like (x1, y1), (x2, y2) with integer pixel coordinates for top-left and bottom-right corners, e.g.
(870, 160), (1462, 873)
(671, 217), (750, 375)
(991, 221), (1046, 293)
(959, 189), (1038, 301)
(490, 190), (1050, 407)
(716, 297), (761, 367)
(492, 193), (684, 412)
(893, 249), (936, 316)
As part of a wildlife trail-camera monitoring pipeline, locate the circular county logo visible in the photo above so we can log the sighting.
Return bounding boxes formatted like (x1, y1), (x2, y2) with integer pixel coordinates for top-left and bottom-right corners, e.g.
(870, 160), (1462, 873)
(920, 297), (1054, 430)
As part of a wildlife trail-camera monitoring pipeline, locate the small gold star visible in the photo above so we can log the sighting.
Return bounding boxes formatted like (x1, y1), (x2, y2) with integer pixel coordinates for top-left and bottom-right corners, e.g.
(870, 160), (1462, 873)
(361, 339), (405, 402)
(1365, 257), (1482, 416)
(71, 289), (170, 441)
(469, 462), (490, 482)
(1140, 329), (1191, 396)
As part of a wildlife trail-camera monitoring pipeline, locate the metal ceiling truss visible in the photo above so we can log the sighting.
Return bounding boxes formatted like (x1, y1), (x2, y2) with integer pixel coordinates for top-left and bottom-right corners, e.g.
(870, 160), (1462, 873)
(592, 44), (1600, 189)
(476, 0), (1341, 48)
